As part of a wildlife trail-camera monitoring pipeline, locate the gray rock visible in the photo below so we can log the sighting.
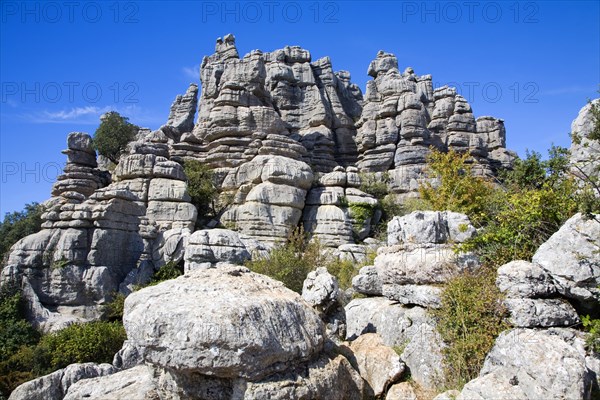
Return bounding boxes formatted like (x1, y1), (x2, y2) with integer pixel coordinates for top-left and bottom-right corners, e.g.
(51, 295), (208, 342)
(570, 99), (600, 181)
(9, 363), (115, 400)
(345, 297), (430, 347)
(123, 264), (325, 380)
(184, 228), (259, 270)
(532, 213), (600, 313)
(458, 328), (593, 400)
(496, 260), (557, 298)
(302, 267), (341, 313)
(352, 265), (382, 295)
(348, 333), (405, 397)
(400, 321), (446, 390)
(504, 298), (580, 328)
(382, 284), (443, 308)
(166, 83), (199, 135)
(63, 364), (157, 400)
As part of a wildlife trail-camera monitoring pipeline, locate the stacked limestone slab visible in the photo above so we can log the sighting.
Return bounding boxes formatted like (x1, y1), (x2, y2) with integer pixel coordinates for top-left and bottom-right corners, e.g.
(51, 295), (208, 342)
(1, 131), (197, 331)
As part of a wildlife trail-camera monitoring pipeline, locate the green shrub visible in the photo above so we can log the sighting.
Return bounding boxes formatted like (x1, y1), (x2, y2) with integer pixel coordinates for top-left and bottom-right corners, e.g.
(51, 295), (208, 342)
(148, 261), (183, 285)
(0, 203), (43, 265)
(92, 111), (139, 163)
(0, 283), (40, 362)
(325, 258), (358, 291)
(433, 269), (509, 389)
(104, 293), (127, 322)
(183, 160), (221, 222)
(246, 228), (323, 293)
(348, 203), (375, 228)
(582, 315), (600, 353)
(359, 172), (390, 200)
(33, 321), (126, 374)
(420, 149), (497, 225)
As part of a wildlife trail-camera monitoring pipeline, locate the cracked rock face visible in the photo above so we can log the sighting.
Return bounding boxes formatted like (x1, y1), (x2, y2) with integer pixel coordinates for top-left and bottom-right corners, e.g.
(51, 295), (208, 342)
(123, 265), (325, 380)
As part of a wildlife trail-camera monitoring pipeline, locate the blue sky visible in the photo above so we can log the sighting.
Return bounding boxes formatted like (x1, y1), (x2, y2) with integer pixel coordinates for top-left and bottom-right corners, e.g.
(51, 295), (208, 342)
(1, 0), (599, 216)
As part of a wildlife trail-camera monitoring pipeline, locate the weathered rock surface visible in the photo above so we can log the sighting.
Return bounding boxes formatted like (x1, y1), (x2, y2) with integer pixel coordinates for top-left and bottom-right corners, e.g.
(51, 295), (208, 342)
(183, 228), (269, 271)
(386, 382), (418, 400)
(457, 328), (594, 400)
(373, 211), (479, 308)
(344, 297), (445, 390)
(9, 363), (115, 400)
(63, 365), (158, 400)
(496, 260), (557, 299)
(570, 99), (600, 182)
(504, 298), (580, 328)
(532, 213), (600, 314)
(124, 264), (324, 380)
(347, 333), (405, 397)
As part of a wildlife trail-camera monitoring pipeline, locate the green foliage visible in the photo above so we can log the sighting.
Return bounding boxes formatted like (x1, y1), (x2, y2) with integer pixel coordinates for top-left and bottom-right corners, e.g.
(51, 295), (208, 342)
(92, 111), (139, 163)
(50, 258), (70, 270)
(420, 150), (497, 225)
(433, 269), (509, 389)
(33, 321), (126, 374)
(359, 172), (390, 200)
(0, 282), (40, 397)
(582, 315), (600, 353)
(0, 203), (43, 264)
(348, 203), (375, 228)
(246, 228), (323, 293)
(461, 147), (579, 266)
(0, 283), (40, 363)
(147, 261), (184, 286)
(183, 160), (220, 222)
(104, 293), (127, 322)
(325, 258), (358, 291)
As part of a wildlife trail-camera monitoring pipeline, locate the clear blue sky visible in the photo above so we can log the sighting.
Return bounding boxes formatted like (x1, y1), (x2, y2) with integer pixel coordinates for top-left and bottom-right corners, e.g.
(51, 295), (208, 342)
(1, 0), (599, 216)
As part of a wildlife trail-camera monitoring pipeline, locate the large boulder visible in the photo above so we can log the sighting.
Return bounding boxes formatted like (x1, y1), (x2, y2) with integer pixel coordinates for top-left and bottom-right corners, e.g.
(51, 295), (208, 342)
(347, 333), (405, 397)
(457, 328), (594, 400)
(9, 363), (115, 400)
(124, 264), (325, 380)
(532, 213), (600, 314)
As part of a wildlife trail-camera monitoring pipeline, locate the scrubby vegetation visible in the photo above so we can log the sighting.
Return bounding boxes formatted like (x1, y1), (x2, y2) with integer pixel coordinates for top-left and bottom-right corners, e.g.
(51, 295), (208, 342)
(246, 228), (369, 294)
(433, 269), (509, 388)
(92, 111), (139, 163)
(0, 281), (126, 398)
(0, 203), (43, 264)
(421, 111), (600, 389)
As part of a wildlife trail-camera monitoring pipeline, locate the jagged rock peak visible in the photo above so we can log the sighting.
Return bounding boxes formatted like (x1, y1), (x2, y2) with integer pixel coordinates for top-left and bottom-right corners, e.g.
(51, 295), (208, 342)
(367, 50), (399, 78)
(166, 83), (198, 135)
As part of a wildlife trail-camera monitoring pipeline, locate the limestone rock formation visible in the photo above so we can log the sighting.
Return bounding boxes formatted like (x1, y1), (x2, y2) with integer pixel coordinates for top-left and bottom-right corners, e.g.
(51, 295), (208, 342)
(48, 264), (365, 399)
(8, 363), (115, 400)
(347, 333), (405, 397)
(456, 328), (594, 399)
(570, 99), (600, 182)
(532, 213), (600, 315)
(356, 51), (514, 200)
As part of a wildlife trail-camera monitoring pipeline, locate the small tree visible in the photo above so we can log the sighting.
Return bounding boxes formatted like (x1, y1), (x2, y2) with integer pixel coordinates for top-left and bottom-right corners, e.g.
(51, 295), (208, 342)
(92, 111), (139, 163)
(0, 203), (43, 264)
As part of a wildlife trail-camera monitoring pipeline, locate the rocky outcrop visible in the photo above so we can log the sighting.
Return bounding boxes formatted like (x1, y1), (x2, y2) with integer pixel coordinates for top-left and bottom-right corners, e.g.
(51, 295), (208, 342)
(532, 213), (600, 315)
(368, 211), (478, 308)
(0, 132), (197, 332)
(46, 264), (365, 399)
(8, 363), (115, 400)
(347, 333), (405, 397)
(570, 99), (600, 182)
(456, 328), (594, 400)
(356, 51), (514, 200)
(303, 167), (379, 247)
